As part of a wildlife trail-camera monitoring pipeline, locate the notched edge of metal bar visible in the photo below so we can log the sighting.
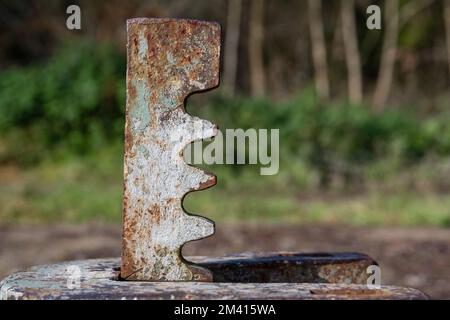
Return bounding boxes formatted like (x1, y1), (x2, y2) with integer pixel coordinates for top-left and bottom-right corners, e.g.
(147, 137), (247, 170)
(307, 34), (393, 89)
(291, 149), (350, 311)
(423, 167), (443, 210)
(121, 17), (221, 281)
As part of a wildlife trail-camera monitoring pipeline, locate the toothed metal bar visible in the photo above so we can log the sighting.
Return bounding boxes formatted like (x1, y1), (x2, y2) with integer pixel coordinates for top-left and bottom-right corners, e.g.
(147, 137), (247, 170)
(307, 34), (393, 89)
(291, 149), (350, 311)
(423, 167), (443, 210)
(121, 18), (220, 281)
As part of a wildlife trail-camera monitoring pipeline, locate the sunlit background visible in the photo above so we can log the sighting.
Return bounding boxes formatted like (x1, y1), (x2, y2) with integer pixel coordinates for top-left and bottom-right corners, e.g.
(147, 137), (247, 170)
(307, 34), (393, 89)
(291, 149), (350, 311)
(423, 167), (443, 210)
(0, 0), (449, 298)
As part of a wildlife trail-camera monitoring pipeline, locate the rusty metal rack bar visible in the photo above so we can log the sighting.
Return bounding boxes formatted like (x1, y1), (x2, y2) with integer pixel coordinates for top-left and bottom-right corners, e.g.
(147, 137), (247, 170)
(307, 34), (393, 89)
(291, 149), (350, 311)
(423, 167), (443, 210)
(0, 18), (428, 300)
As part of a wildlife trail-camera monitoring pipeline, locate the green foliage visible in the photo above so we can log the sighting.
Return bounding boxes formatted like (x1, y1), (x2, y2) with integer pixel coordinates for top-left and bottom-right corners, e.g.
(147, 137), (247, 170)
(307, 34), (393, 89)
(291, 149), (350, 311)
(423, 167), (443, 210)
(1, 41), (450, 225)
(0, 40), (125, 164)
(194, 90), (450, 188)
(1, 40), (450, 182)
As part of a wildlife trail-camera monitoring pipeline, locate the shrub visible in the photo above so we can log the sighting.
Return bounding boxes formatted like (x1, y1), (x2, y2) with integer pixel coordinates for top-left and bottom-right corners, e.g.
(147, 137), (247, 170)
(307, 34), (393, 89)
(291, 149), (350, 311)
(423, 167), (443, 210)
(0, 40), (125, 163)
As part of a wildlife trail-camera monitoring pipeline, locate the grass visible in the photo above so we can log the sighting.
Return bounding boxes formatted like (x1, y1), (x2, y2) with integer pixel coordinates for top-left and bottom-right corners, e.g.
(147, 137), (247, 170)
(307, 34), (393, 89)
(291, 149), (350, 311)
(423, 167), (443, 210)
(0, 143), (449, 227)
(185, 186), (450, 226)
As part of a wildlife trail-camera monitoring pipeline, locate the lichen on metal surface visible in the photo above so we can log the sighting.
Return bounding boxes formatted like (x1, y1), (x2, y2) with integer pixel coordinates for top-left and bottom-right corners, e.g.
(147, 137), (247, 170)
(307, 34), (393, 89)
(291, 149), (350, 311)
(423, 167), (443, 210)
(121, 18), (221, 281)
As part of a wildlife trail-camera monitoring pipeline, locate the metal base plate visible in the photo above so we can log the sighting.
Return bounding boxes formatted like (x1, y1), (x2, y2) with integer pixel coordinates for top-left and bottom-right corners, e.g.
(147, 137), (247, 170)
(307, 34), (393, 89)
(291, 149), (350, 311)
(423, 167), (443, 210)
(0, 253), (428, 300)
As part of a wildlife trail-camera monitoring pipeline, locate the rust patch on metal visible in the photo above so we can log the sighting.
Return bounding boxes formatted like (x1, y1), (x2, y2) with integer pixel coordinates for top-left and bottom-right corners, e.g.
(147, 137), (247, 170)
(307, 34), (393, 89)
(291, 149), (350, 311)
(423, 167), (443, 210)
(121, 18), (221, 281)
(196, 252), (378, 284)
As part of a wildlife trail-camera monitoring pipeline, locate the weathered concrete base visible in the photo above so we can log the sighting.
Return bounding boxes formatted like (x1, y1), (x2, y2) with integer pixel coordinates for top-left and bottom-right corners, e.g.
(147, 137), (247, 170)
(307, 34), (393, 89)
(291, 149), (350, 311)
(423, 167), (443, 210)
(0, 253), (428, 300)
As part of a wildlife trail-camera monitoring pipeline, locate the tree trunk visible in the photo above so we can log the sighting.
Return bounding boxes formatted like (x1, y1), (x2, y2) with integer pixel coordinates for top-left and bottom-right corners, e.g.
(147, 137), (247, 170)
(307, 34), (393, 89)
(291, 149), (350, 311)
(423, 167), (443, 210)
(223, 0), (242, 97)
(400, 0), (436, 29)
(444, 0), (450, 81)
(341, 0), (363, 105)
(373, 0), (399, 112)
(307, 0), (330, 101)
(248, 0), (265, 97)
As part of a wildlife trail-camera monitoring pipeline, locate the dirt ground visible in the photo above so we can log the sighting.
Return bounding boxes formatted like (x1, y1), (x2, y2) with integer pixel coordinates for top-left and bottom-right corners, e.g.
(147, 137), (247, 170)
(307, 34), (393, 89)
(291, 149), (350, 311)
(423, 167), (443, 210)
(0, 223), (449, 299)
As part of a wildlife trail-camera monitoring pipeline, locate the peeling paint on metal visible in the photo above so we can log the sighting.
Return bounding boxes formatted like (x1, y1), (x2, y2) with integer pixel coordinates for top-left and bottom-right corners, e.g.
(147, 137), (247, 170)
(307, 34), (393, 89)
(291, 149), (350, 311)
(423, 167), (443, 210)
(129, 79), (151, 135)
(121, 18), (221, 281)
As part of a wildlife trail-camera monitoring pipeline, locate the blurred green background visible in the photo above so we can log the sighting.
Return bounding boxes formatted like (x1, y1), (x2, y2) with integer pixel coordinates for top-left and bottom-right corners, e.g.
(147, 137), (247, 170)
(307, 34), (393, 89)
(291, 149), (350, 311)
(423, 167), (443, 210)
(1, 0), (450, 227)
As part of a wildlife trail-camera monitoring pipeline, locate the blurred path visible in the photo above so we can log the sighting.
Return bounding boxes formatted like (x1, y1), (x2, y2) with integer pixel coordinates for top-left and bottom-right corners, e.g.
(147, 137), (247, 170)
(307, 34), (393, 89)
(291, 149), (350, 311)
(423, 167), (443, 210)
(0, 224), (448, 299)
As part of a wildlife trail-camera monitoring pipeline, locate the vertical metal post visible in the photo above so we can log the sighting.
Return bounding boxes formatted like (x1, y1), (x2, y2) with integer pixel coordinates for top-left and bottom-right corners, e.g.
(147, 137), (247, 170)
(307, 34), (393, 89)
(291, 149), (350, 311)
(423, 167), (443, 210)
(121, 18), (221, 281)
